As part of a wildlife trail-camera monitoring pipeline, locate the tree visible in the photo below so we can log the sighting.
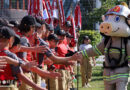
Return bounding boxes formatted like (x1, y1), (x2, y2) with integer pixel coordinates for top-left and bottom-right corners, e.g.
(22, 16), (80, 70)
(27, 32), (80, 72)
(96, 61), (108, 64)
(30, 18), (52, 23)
(82, 0), (127, 30)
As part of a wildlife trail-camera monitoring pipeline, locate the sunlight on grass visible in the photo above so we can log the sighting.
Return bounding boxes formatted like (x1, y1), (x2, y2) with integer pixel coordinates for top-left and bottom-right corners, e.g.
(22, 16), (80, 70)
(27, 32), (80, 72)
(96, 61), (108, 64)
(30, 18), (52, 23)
(75, 65), (130, 90)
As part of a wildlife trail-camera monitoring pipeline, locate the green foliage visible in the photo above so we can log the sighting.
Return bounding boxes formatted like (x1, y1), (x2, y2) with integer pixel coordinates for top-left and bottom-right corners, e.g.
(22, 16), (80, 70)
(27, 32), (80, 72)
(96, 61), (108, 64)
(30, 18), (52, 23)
(92, 66), (103, 76)
(84, 0), (127, 29)
(79, 30), (102, 46)
(128, 83), (130, 90)
(89, 0), (127, 22)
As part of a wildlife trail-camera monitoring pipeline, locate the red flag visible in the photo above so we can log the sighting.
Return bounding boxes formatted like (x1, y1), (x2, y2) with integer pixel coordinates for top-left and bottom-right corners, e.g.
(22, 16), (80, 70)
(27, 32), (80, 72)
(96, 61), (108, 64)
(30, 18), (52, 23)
(74, 3), (82, 30)
(44, 0), (52, 24)
(51, 0), (59, 27)
(28, 0), (31, 14)
(45, 0), (52, 14)
(42, 0), (49, 19)
(28, 0), (42, 18)
(67, 15), (76, 47)
(28, 0), (35, 15)
(37, 0), (44, 19)
(52, 0), (59, 19)
(58, 0), (65, 26)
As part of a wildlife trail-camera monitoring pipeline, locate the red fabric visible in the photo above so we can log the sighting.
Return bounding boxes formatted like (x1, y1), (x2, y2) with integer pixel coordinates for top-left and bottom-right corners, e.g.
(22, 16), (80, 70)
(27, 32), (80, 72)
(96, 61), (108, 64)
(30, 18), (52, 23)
(28, 0), (32, 15)
(74, 3), (82, 30)
(33, 0), (36, 15)
(51, 0), (59, 27)
(63, 37), (67, 46)
(58, 0), (65, 26)
(28, 0), (43, 18)
(0, 50), (14, 80)
(42, 0), (51, 24)
(57, 42), (68, 70)
(28, 0), (40, 16)
(52, 0), (58, 19)
(45, 0), (52, 24)
(57, 42), (68, 57)
(26, 52), (32, 61)
(67, 15), (76, 47)
(46, 0), (52, 13)
(16, 32), (22, 36)
(70, 38), (76, 47)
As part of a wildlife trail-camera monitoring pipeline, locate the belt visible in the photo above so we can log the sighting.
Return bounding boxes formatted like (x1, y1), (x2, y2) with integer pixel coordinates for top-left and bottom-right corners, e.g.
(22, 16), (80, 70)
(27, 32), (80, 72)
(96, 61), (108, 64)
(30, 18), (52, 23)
(0, 80), (15, 85)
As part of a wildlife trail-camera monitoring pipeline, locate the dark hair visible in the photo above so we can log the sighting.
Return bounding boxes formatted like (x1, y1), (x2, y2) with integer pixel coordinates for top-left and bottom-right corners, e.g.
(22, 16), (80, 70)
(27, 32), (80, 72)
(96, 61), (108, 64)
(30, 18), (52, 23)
(82, 36), (89, 44)
(19, 23), (32, 33)
(19, 15), (37, 33)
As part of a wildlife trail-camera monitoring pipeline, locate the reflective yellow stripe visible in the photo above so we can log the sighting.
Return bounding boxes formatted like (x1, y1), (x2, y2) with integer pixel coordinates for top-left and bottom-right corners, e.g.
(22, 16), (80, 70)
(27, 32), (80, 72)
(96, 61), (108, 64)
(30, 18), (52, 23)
(104, 76), (129, 81)
(104, 48), (125, 54)
(104, 48), (107, 50)
(103, 73), (129, 81)
(127, 56), (130, 61)
(81, 50), (88, 59)
(93, 45), (102, 55)
(103, 73), (129, 78)
(110, 49), (125, 53)
(109, 51), (120, 53)
(84, 50), (88, 58)
(81, 51), (85, 58)
(104, 48), (107, 53)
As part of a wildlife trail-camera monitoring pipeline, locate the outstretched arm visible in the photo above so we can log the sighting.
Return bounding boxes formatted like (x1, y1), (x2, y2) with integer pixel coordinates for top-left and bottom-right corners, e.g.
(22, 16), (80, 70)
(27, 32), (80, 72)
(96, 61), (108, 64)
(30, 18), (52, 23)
(0, 56), (38, 71)
(49, 54), (72, 63)
(31, 67), (61, 79)
(20, 46), (47, 53)
(18, 73), (47, 90)
(0, 56), (19, 66)
(72, 38), (105, 62)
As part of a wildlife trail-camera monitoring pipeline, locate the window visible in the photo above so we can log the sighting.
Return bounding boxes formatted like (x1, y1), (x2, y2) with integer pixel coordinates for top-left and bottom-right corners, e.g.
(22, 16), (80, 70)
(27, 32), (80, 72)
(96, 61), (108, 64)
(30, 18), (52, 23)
(3, 0), (9, 9)
(19, 0), (23, 9)
(0, 0), (28, 10)
(12, 0), (17, 9)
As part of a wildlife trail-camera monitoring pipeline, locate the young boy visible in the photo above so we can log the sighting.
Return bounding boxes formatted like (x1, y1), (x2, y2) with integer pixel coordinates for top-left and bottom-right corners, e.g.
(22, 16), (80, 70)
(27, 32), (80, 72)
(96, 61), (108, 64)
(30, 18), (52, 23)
(46, 34), (60, 90)
(0, 26), (46, 90)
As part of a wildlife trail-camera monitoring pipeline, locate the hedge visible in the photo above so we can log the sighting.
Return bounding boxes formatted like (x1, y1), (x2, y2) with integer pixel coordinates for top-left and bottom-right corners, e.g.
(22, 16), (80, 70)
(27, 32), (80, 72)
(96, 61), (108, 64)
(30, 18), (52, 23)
(79, 30), (102, 46)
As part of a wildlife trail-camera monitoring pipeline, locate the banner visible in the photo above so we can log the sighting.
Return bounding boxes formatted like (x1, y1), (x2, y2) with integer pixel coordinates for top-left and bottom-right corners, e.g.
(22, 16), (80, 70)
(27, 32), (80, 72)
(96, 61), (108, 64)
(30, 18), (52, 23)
(74, 3), (82, 30)
(58, 0), (65, 26)
(52, 0), (59, 19)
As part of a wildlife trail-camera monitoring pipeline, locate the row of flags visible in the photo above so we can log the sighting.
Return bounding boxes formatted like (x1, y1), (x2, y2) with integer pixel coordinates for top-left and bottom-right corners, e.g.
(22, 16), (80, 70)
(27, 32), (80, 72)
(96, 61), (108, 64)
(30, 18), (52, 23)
(28, 0), (82, 43)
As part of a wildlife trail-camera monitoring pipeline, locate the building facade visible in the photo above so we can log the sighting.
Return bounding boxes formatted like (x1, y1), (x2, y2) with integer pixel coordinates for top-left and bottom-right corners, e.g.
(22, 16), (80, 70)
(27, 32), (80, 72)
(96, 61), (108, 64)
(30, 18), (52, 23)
(0, 0), (28, 21)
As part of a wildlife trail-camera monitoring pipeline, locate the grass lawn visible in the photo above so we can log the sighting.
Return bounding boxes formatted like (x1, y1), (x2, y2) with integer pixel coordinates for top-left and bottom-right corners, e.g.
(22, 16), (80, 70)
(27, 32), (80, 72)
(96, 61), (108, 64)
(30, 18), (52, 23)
(78, 76), (104, 90)
(75, 64), (130, 90)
